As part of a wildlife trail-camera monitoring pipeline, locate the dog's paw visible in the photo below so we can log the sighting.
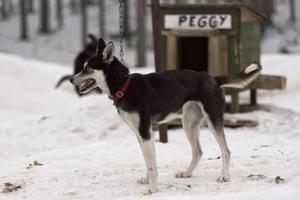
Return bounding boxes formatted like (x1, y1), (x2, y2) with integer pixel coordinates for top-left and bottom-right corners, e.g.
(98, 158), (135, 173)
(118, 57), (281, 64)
(137, 177), (149, 185)
(143, 188), (156, 195)
(216, 176), (230, 183)
(175, 171), (192, 178)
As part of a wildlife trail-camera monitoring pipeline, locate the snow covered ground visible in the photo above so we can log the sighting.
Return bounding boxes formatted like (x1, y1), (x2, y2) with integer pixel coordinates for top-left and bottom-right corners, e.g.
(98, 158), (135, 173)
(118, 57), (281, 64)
(0, 52), (300, 199)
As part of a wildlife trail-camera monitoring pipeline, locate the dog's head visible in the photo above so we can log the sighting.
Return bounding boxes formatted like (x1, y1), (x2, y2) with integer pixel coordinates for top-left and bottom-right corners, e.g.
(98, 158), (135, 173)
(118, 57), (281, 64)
(70, 38), (129, 95)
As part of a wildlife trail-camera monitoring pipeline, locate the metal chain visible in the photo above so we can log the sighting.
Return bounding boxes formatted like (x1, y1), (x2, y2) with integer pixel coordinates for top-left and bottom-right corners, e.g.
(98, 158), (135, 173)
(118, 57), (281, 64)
(119, 0), (125, 63)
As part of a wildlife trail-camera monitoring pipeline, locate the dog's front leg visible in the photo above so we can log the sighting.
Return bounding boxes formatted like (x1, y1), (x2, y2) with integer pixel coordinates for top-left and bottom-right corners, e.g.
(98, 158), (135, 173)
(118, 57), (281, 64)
(139, 136), (157, 195)
(137, 107), (157, 194)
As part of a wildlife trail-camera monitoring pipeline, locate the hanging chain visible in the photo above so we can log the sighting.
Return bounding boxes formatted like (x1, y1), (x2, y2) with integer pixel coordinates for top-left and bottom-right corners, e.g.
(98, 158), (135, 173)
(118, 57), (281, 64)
(119, 0), (125, 63)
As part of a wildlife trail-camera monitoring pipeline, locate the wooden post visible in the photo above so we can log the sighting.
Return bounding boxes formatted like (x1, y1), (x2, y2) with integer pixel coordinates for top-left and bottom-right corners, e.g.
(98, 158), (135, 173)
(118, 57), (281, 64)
(151, 0), (168, 142)
(250, 89), (257, 106)
(230, 90), (239, 113)
(159, 124), (168, 143)
(151, 0), (164, 73)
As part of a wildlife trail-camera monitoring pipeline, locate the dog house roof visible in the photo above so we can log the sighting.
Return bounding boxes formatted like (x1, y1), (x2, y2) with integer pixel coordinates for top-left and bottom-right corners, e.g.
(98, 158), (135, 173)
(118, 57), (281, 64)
(159, 3), (267, 22)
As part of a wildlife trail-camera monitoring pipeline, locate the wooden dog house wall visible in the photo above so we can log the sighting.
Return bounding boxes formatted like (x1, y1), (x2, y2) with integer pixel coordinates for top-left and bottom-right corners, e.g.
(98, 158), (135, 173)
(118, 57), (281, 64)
(158, 4), (266, 113)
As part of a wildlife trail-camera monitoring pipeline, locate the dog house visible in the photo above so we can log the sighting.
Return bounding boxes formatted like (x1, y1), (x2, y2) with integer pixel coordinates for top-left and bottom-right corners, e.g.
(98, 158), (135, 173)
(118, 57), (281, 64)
(150, 3), (286, 142)
(158, 4), (266, 112)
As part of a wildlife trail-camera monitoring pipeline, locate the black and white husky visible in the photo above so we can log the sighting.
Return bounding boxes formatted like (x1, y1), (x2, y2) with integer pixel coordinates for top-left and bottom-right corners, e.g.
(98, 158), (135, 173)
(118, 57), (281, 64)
(70, 38), (261, 194)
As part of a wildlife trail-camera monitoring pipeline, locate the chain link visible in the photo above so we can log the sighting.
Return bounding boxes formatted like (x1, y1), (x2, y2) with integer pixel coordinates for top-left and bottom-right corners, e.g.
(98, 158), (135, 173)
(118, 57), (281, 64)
(119, 0), (125, 63)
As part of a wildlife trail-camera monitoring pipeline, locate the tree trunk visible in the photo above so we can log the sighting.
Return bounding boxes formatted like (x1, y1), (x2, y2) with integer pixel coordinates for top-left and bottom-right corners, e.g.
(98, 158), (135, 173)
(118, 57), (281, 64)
(56, 0), (63, 29)
(70, 0), (79, 14)
(7, 0), (13, 16)
(98, 0), (105, 38)
(39, 0), (51, 33)
(20, 0), (29, 40)
(136, 0), (146, 67)
(289, 0), (296, 23)
(80, 0), (87, 48)
(1, 0), (7, 19)
(27, 0), (34, 13)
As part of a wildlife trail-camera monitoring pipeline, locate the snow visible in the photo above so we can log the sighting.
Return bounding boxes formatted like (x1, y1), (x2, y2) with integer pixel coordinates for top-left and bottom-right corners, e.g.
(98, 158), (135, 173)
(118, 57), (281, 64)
(0, 52), (300, 199)
(262, 0), (300, 54)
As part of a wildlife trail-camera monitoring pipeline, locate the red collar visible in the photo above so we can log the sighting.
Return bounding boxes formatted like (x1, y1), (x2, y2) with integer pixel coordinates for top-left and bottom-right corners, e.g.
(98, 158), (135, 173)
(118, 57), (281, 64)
(108, 76), (131, 104)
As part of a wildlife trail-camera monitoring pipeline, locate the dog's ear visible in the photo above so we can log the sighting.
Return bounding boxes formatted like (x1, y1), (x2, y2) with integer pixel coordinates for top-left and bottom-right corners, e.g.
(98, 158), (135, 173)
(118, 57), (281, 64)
(96, 38), (106, 55)
(102, 41), (115, 64)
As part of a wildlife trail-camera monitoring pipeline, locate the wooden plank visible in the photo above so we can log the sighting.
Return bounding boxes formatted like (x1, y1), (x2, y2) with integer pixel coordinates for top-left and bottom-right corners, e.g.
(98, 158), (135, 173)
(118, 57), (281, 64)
(249, 75), (286, 90)
(169, 29), (221, 37)
(153, 117), (257, 131)
(208, 35), (228, 76)
(166, 35), (177, 70)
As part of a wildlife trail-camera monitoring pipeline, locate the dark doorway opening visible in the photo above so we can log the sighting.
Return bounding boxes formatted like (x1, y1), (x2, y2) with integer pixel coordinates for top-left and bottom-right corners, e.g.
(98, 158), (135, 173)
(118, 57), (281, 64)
(178, 37), (208, 72)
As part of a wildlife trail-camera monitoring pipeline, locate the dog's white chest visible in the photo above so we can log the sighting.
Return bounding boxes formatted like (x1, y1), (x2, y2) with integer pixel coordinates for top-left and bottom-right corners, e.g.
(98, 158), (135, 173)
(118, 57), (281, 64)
(118, 109), (140, 134)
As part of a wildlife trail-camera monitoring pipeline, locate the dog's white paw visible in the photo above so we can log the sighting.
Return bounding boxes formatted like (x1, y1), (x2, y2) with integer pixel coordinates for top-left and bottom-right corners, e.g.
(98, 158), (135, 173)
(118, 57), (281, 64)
(216, 176), (230, 183)
(137, 177), (149, 185)
(175, 171), (192, 178)
(143, 188), (156, 195)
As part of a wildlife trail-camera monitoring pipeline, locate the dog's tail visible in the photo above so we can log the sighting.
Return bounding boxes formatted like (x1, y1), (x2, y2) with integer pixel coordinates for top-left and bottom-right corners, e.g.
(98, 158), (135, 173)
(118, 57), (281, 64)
(55, 75), (73, 88)
(215, 63), (261, 88)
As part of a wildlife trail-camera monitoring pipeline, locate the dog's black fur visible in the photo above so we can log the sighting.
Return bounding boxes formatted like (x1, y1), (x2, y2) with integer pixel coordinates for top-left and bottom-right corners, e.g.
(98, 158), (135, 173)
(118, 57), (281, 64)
(55, 34), (101, 95)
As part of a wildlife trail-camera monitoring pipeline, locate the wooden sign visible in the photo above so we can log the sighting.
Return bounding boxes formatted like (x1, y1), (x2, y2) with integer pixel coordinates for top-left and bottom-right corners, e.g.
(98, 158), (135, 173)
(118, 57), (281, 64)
(164, 14), (232, 29)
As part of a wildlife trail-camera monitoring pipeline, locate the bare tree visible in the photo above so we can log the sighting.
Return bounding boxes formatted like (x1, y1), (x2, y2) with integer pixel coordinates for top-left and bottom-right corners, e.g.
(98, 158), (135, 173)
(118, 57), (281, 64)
(1, 0), (7, 19)
(7, 0), (13, 16)
(70, 0), (79, 14)
(27, 0), (34, 13)
(20, 0), (29, 40)
(56, 0), (63, 29)
(289, 0), (296, 23)
(80, 0), (87, 48)
(39, 0), (51, 33)
(136, 0), (146, 67)
(98, 0), (105, 38)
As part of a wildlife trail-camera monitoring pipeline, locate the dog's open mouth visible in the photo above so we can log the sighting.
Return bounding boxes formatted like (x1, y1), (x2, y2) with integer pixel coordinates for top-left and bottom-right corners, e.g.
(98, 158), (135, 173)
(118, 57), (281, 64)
(79, 78), (96, 93)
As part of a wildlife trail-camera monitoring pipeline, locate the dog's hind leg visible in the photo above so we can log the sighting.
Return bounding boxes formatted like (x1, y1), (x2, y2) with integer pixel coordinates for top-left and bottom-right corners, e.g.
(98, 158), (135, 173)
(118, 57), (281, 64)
(176, 101), (204, 178)
(205, 112), (231, 182)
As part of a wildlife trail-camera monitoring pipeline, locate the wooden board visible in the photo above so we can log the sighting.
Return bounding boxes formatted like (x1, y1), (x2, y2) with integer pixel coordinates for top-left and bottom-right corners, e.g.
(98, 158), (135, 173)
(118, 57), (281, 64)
(153, 118), (258, 132)
(249, 74), (287, 90)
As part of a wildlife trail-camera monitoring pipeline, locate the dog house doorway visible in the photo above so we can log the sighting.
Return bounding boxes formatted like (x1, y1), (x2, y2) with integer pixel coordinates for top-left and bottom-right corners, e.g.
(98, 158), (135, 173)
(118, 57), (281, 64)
(178, 37), (208, 72)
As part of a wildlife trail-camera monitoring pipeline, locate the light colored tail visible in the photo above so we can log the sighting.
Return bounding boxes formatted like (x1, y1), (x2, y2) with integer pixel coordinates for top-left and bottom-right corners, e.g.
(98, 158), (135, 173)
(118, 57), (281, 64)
(215, 63), (261, 88)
